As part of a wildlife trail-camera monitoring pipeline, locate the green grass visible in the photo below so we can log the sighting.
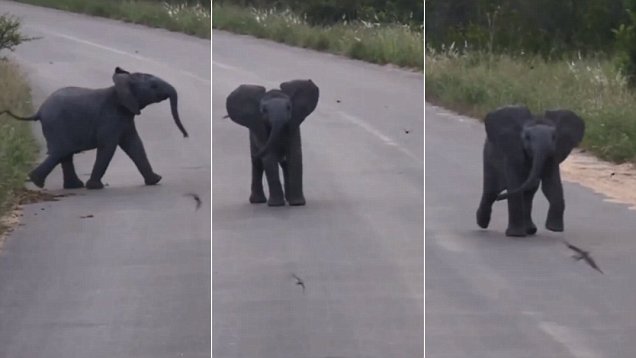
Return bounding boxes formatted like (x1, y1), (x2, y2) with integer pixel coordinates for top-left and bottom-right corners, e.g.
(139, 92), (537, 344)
(426, 49), (636, 164)
(13, 0), (210, 38)
(0, 60), (38, 218)
(212, 4), (423, 70)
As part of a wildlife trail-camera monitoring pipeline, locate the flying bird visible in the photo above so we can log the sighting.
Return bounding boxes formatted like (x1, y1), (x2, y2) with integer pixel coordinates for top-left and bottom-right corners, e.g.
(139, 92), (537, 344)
(184, 193), (202, 210)
(291, 273), (305, 293)
(563, 240), (603, 274)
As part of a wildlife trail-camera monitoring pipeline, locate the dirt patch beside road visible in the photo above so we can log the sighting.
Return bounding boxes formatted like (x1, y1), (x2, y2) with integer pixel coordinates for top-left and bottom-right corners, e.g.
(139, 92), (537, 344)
(561, 149), (636, 210)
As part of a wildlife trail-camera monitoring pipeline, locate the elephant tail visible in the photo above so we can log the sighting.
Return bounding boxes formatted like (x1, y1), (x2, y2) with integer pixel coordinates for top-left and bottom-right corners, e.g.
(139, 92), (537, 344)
(0, 110), (40, 121)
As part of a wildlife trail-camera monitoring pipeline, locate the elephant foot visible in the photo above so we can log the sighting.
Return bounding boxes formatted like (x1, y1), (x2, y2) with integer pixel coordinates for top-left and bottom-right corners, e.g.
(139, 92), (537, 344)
(546, 220), (564, 232)
(286, 194), (306, 206)
(28, 171), (45, 189)
(249, 192), (267, 204)
(505, 226), (527, 237)
(526, 222), (538, 235)
(476, 208), (491, 229)
(267, 196), (285, 207)
(63, 178), (84, 189)
(144, 173), (162, 186)
(86, 179), (104, 190)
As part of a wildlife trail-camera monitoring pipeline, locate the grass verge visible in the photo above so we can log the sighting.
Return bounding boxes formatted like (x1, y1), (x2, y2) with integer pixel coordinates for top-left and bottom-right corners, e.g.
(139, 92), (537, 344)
(426, 50), (636, 164)
(212, 4), (423, 70)
(12, 0), (211, 38)
(0, 60), (37, 233)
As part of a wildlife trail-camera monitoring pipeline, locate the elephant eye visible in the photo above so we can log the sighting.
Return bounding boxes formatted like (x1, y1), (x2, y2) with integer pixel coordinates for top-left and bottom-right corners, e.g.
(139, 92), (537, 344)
(261, 107), (268, 114)
(150, 83), (158, 90)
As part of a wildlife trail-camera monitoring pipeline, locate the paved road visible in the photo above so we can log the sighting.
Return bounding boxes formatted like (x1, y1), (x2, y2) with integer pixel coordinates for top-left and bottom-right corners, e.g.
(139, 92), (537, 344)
(0, 2), (210, 357)
(212, 32), (424, 357)
(426, 104), (636, 357)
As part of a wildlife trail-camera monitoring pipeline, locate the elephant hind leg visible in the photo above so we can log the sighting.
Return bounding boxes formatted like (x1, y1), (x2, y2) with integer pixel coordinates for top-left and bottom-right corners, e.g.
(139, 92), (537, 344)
(29, 155), (63, 188)
(61, 155), (84, 189)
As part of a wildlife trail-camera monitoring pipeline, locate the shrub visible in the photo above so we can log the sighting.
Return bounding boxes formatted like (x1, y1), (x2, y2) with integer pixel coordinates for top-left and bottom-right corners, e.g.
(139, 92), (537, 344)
(0, 13), (36, 55)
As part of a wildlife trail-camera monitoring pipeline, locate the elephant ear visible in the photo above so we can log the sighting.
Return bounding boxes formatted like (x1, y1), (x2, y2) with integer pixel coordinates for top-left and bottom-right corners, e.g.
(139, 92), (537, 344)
(225, 84), (266, 129)
(280, 79), (319, 127)
(544, 109), (585, 163)
(484, 105), (533, 153)
(112, 69), (140, 115)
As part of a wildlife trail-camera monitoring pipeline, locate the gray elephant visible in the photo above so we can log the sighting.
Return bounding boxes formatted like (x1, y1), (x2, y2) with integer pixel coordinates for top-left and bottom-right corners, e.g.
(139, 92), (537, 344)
(476, 105), (585, 237)
(1, 67), (188, 190)
(224, 79), (319, 206)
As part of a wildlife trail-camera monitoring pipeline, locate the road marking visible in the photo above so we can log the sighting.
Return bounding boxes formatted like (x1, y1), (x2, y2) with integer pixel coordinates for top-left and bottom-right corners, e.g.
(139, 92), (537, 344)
(335, 110), (421, 163)
(537, 320), (600, 358)
(212, 60), (240, 72)
(34, 29), (210, 85)
(430, 232), (467, 253)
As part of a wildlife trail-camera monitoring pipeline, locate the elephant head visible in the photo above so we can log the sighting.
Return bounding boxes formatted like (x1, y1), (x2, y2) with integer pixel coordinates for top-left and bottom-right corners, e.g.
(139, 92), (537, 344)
(484, 106), (585, 200)
(112, 67), (188, 137)
(225, 79), (320, 158)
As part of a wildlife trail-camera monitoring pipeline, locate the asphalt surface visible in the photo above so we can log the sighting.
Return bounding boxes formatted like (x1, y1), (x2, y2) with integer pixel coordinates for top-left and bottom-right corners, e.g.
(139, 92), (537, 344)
(0, 2), (210, 357)
(426, 104), (636, 357)
(212, 32), (424, 357)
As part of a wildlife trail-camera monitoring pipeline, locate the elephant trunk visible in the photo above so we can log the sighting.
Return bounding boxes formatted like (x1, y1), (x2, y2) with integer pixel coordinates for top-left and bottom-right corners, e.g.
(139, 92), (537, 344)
(167, 85), (189, 138)
(255, 119), (285, 158)
(497, 147), (549, 201)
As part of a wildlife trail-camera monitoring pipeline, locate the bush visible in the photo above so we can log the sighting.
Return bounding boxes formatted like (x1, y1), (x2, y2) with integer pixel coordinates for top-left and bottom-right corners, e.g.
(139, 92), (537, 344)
(0, 13), (36, 54)
(614, 1), (636, 88)
(426, 0), (626, 58)
(214, 0), (422, 27)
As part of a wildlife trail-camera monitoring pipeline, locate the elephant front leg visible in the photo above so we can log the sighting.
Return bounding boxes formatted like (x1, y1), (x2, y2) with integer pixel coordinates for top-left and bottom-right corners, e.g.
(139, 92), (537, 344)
(61, 155), (84, 189)
(542, 165), (565, 232)
(505, 194), (527, 237)
(86, 144), (118, 190)
(263, 156), (285, 207)
(29, 155), (62, 189)
(119, 128), (161, 186)
(476, 191), (498, 229)
(504, 166), (527, 237)
(249, 157), (266, 204)
(283, 130), (306, 206)
(476, 160), (499, 229)
(523, 187), (539, 235)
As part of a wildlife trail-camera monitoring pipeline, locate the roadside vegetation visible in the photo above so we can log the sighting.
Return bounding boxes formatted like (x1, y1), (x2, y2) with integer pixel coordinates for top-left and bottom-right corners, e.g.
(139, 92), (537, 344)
(212, 0), (423, 70)
(0, 13), (38, 226)
(426, 0), (636, 164)
(12, 0), (211, 38)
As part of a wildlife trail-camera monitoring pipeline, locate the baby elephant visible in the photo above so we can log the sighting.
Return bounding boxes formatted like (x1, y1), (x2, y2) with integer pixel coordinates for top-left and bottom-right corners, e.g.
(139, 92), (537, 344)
(225, 79), (319, 206)
(0, 67), (188, 190)
(476, 105), (585, 237)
